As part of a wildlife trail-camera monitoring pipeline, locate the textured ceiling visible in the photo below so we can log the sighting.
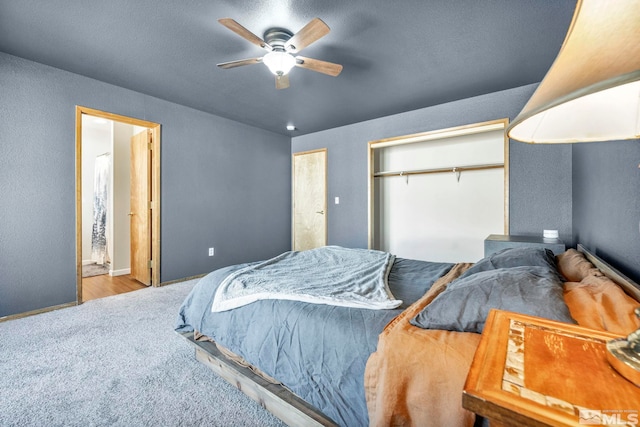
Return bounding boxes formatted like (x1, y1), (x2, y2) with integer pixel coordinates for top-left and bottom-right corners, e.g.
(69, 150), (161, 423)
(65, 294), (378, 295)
(0, 0), (577, 136)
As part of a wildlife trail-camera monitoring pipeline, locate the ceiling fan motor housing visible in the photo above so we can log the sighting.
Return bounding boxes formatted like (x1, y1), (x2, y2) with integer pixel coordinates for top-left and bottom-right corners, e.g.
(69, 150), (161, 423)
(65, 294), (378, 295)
(263, 28), (294, 51)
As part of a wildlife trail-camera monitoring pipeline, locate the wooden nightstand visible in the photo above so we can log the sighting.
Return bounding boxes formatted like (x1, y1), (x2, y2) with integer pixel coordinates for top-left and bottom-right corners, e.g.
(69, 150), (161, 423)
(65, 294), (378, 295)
(463, 310), (640, 427)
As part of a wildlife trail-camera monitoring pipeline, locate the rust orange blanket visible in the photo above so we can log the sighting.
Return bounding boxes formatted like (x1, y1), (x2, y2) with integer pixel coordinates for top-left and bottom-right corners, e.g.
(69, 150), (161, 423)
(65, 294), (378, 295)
(364, 263), (481, 427)
(365, 250), (640, 427)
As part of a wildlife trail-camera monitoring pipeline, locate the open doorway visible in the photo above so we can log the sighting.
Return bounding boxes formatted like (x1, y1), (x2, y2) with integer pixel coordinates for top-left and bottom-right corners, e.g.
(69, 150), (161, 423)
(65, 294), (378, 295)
(75, 106), (161, 303)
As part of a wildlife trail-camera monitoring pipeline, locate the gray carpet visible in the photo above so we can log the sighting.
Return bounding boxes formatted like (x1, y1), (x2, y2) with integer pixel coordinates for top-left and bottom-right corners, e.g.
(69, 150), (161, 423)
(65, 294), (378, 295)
(0, 279), (286, 427)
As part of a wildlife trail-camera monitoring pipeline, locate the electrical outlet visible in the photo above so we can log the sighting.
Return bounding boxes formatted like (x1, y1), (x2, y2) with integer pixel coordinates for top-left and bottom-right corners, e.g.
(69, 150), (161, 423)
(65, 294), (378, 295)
(208, 247), (215, 256)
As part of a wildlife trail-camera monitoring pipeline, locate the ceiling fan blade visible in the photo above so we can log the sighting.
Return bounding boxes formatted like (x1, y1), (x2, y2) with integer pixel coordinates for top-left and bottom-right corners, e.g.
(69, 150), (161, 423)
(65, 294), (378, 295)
(217, 57), (262, 69)
(275, 74), (290, 90)
(218, 18), (272, 51)
(295, 56), (343, 77)
(285, 18), (330, 53)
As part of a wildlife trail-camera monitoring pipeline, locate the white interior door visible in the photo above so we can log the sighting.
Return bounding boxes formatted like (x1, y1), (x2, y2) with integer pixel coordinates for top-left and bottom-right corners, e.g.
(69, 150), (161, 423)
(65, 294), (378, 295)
(293, 149), (327, 251)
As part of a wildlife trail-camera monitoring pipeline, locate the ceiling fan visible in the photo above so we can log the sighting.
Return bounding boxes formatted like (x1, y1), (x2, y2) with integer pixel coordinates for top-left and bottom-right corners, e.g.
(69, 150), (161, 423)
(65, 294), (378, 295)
(217, 17), (343, 89)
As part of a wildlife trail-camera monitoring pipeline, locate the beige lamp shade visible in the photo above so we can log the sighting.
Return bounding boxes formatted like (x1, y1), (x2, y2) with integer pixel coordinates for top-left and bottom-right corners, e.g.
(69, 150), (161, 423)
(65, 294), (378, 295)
(507, 0), (640, 143)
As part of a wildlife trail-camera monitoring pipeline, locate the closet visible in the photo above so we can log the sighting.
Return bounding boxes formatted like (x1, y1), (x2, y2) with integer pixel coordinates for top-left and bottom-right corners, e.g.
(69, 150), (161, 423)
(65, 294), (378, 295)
(368, 119), (509, 262)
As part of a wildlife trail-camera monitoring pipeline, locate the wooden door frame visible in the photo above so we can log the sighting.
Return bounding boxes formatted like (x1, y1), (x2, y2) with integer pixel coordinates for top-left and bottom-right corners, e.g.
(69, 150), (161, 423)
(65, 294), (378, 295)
(292, 148), (328, 250)
(75, 106), (161, 303)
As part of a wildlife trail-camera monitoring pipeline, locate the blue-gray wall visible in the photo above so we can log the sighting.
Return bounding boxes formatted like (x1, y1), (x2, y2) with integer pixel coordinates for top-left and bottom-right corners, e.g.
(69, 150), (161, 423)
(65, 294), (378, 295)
(572, 140), (640, 282)
(2, 51), (638, 319)
(292, 84), (640, 284)
(291, 84), (573, 249)
(0, 52), (291, 318)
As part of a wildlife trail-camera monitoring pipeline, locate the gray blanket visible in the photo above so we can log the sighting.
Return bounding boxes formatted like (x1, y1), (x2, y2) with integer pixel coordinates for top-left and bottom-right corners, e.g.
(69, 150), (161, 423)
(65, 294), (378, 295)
(212, 246), (400, 312)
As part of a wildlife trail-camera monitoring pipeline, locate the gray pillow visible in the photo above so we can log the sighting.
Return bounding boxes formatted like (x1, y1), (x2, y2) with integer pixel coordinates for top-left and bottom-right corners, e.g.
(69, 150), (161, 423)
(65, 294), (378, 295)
(458, 247), (559, 280)
(410, 266), (575, 333)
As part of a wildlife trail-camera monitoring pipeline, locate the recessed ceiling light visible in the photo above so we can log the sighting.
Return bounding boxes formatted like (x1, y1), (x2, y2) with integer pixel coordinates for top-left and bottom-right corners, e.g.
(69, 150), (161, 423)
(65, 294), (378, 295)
(286, 124), (296, 131)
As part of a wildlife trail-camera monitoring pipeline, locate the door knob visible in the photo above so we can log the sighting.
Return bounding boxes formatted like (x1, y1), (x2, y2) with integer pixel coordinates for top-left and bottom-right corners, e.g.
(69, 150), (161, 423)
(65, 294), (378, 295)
(316, 210), (324, 215)
(128, 212), (134, 216)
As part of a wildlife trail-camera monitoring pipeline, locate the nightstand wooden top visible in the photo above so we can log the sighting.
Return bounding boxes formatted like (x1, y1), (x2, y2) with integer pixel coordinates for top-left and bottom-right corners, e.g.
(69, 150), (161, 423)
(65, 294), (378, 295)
(463, 310), (640, 427)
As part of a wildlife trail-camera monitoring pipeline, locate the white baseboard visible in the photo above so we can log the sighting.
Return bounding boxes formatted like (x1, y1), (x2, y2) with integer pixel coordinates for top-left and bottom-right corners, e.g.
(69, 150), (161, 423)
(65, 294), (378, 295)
(110, 268), (131, 277)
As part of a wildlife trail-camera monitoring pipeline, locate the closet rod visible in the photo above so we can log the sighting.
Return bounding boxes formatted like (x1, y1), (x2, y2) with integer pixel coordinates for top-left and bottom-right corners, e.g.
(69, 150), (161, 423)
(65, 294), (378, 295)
(373, 163), (503, 178)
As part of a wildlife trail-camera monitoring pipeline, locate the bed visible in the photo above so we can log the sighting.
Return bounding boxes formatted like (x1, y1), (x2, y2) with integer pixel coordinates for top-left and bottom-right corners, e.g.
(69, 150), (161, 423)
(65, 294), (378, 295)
(175, 244), (640, 427)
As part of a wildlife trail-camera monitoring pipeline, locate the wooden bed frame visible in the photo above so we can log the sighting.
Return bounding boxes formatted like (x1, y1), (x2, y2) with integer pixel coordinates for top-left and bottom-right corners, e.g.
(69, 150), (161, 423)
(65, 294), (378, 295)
(177, 244), (640, 427)
(577, 244), (640, 301)
(177, 331), (338, 426)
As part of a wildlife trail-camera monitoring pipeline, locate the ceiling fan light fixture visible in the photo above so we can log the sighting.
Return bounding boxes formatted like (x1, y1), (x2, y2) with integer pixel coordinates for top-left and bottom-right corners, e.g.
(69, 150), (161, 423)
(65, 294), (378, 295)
(263, 51), (296, 76)
(216, 18), (342, 88)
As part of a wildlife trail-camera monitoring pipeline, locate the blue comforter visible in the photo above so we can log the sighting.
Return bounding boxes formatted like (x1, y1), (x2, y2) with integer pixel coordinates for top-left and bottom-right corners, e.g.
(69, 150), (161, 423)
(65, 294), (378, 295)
(175, 252), (453, 426)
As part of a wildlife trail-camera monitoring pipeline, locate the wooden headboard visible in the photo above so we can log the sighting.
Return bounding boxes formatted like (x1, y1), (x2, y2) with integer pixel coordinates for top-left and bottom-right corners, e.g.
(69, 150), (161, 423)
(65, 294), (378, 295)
(578, 244), (640, 303)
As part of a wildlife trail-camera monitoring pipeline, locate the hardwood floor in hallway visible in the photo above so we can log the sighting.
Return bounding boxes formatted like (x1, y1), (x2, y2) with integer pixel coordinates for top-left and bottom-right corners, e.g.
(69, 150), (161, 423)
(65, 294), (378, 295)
(82, 274), (147, 302)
